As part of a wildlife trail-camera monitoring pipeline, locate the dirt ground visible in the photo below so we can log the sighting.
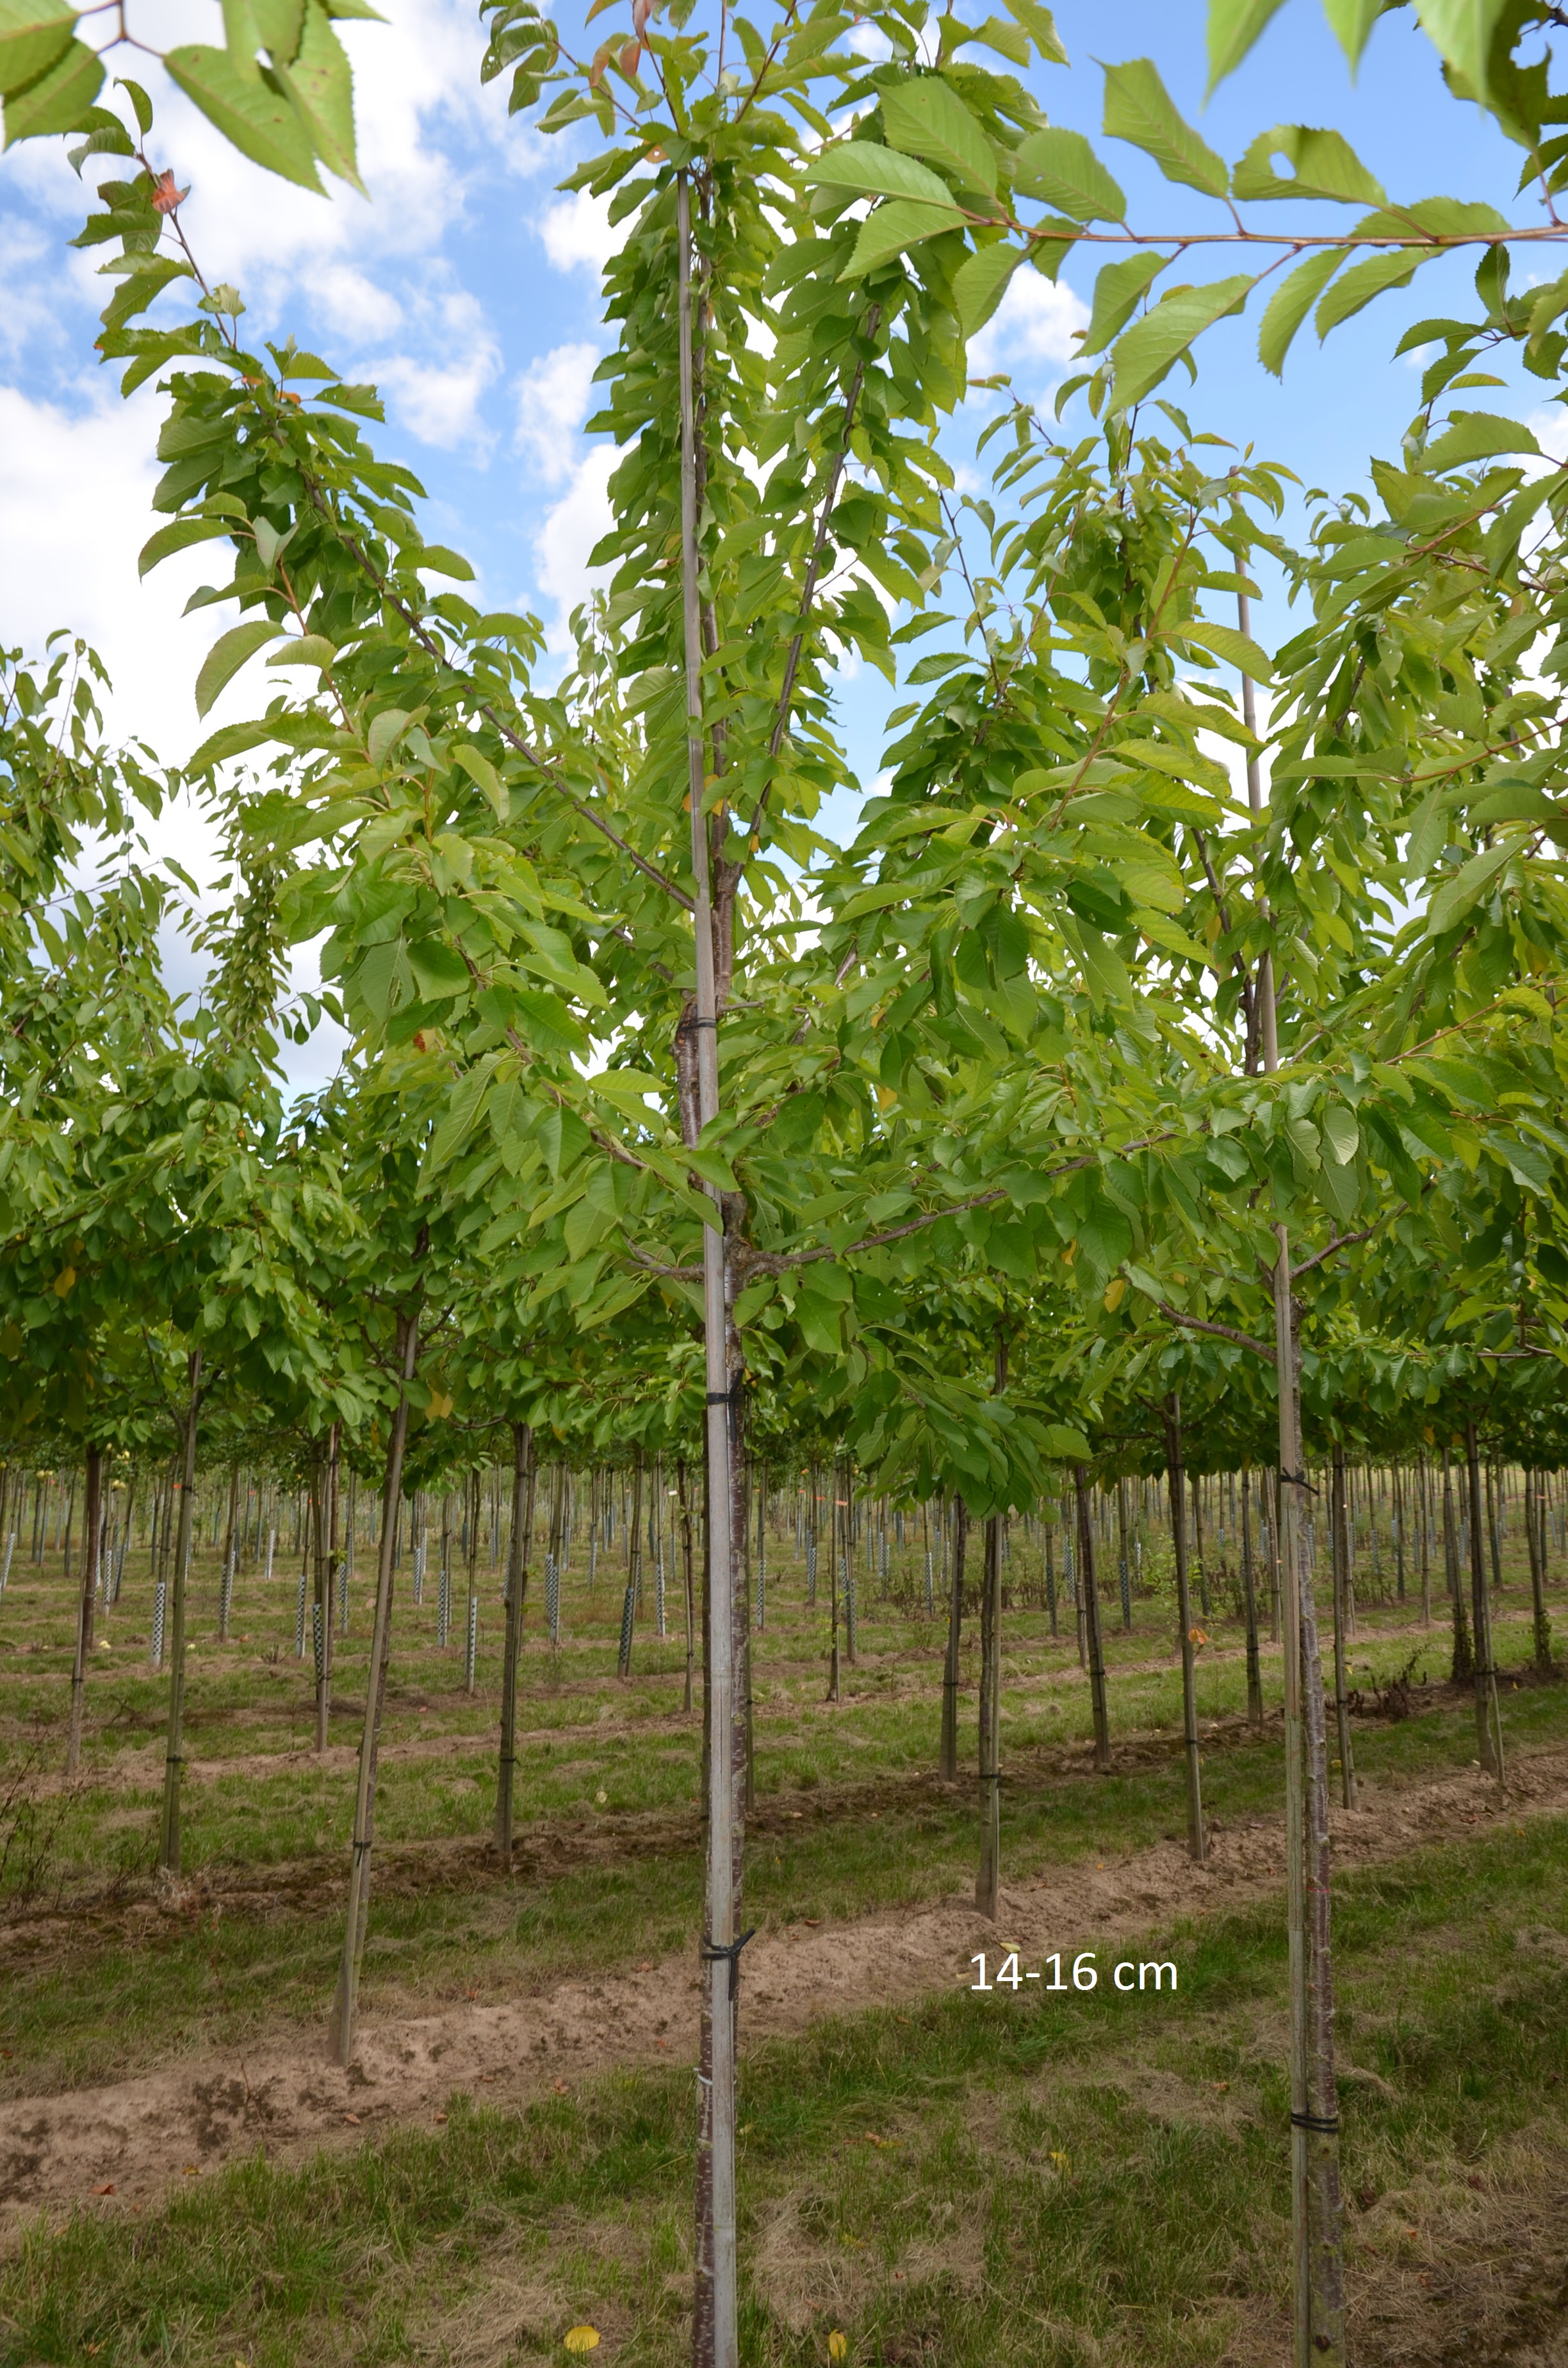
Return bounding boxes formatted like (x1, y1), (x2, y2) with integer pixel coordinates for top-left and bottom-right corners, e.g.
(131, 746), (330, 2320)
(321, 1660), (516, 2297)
(1, 1739), (1562, 2237)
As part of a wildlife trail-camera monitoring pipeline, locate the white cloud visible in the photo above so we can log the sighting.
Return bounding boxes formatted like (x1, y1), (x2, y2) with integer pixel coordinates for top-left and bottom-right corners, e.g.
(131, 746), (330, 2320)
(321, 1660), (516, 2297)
(304, 263), (404, 344)
(970, 269), (1090, 382)
(534, 443), (617, 645)
(377, 289), (500, 447)
(1527, 404), (1568, 465)
(539, 189), (622, 277)
(516, 340), (600, 486)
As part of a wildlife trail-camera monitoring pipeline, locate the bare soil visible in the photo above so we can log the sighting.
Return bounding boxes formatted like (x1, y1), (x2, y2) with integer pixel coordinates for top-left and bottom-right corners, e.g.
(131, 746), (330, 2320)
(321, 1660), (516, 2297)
(2, 1739), (1564, 2238)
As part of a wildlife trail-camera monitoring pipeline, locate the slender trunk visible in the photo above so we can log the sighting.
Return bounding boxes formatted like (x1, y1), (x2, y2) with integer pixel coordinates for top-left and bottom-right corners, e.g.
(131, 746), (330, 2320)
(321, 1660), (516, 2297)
(1442, 1447), (1472, 1682)
(1486, 1459), (1503, 1595)
(1329, 1445), (1357, 1811)
(158, 1356), (203, 1873)
(329, 1306), (420, 2064)
(495, 1422), (534, 1865)
(1526, 1470), (1553, 1673)
(1241, 1466), (1263, 1729)
(975, 1340), (1008, 1917)
(67, 1446), (104, 1776)
(940, 1498), (966, 1780)
(220, 1460), (239, 1643)
(1163, 1398), (1205, 1865)
(1464, 1421), (1504, 1782)
(1075, 1464), (1111, 1772)
(678, 1455), (696, 1714)
(828, 1464), (842, 1702)
(680, 168), (742, 2368)
(1115, 1476), (1132, 1631)
(1241, 589), (1344, 2364)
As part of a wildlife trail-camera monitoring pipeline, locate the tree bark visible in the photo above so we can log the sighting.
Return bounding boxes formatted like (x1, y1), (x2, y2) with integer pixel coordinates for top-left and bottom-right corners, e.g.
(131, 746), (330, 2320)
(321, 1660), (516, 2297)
(940, 1497), (966, 1781)
(1464, 1420), (1503, 1782)
(329, 1306), (420, 2064)
(66, 1446), (103, 1777)
(1328, 1445), (1357, 1811)
(158, 1356), (203, 1872)
(1162, 1396), (1206, 1865)
(1240, 1465), (1264, 1729)
(495, 1420), (534, 1866)
(1075, 1463), (1111, 1772)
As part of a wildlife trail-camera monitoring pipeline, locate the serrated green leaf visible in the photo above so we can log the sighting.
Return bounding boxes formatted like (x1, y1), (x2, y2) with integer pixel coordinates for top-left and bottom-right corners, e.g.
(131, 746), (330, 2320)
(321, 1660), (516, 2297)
(268, 632), (338, 667)
(138, 516), (236, 577)
(1102, 56), (1229, 198)
(1315, 248), (1421, 336)
(1182, 616), (1272, 680)
(952, 238), (1021, 334)
(252, 0), (304, 58)
(195, 619), (285, 717)
(1012, 125), (1124, 220)
(1081, 250), (1167, 355)
(1412, 0), (1508, 94)
(1322, 0), (1385, 64)
(806, 140), (955, 207)
(1232, 122), (1385, 204)
(367, 707), (410, 766)
(1205, 0), (1286, 91)
(1321, 1102), (1360, 1164)
(1257, 248), (1343, 374)
(452, 741), (506, 817)
(3, 30), (99, 138)
(1426, 837), (1514, 933)
(273, 0), (361, 188)
(1421, 408), (1540, 472)
(414, 543), (476, 580)
(842, 195), (966, 276)
(999, 0), (1068, 61)
(1109, 274), (1254, 407)
(0, 0), (74, 99)
(164, 44), (323, 190)
(880, 74), (997, 195)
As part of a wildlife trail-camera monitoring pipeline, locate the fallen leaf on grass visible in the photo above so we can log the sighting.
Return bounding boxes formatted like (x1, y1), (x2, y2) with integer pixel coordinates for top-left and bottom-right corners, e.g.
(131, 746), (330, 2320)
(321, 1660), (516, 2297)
(434, 2113), (448, 2125)
(343, 2112), (361, 2126)
(553, 2080), (571, 2095)
(93, 2182), (115, 2196)
(564, 2329), (600, 2353)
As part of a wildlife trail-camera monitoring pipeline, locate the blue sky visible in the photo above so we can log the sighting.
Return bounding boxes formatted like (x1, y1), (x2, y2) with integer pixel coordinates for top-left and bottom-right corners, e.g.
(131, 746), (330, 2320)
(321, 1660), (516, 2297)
(0, 0), (1556, 1074)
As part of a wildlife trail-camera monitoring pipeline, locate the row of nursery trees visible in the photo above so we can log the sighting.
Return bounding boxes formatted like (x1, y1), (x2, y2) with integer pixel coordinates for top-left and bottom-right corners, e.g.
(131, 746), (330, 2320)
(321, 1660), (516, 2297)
(7, 0), (1568, 2354)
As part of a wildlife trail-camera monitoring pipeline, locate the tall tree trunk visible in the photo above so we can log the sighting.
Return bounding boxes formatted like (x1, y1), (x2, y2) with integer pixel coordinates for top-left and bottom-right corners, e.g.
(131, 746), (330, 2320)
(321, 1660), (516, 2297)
(1115, 1475), (1132, 1631)
(1526, 1469), (1553, 1674)
(1329, 1445), (1357, 1811)
(679, 168), (743, 2368)
(1241, 1465), (1264, 1729)
(67, 1446), (104, 1776)
(158, 1359), (203, 1871)
(1075, 1464), (1111, 1772)
(678, 1454), (696, 1714)
(1162, 1396), (1206, 1865)
(1442, 1446), (1473, 1682)
(940, 1497), (966, 1781)
(1464, 1420), (1503, 1782)
(495, 1421), (534, 1866)
(329, 1306), (420, 2064)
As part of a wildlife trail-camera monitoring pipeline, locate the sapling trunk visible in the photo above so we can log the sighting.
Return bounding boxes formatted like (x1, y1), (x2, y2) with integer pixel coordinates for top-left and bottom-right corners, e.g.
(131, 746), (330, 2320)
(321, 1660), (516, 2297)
(1075, 1464), (1111, 1773)
(1115, 1476), (1132, 1632)
(329, 1306), (420, 2064)
(1328, 1445), (1357, 1811)
(1526, 1470), (1553, 1673)
(1162, 1397), (1205, 1865)
(158, 1356), (203, 1873)
(1240, 1466), (1263, 1729)
(1464, 1420), (1503, 1782)
(678, 1454), (696, 1714)
(1442, 1446), (1472, 1682)
(940, 1497), (966, 1780)
(67, 1446), (103, 1777)
(495, 1422), (533, 1866)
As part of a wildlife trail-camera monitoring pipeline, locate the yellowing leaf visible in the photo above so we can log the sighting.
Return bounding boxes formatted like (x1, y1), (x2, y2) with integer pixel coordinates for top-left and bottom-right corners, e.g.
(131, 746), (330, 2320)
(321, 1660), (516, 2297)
(563, 2330), (600, 2355)
(828, 2337), (849, 2364)
(1103, 1277), (1127, 1311)
(54, 1265), (76, 1295)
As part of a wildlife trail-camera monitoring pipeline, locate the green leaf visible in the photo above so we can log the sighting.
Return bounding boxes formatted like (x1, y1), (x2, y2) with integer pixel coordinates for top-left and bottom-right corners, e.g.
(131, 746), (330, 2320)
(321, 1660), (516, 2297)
(451, 741), (506, 817)
(163, 44), (324, 190)
(1321, 1102), (1360, 1164)
(1257, 248), (1343, 375)
(195, 618), (284, 717)
(414, 543), (477, 579)
(1421, 408), (1541, 472)
(1314, 248), (1421, 336)
(1080, 250), (1167, 355)
(268, 632), (337, 667)
(1109, 274), (1254, 407)
(0, 0), (74, 99)
(1205, 0), (1286, 92)
(366, 707), (409, 766)
(1232, 123), (1385, 204)
(2, 31), (98, 138)
(1426, 837), (1514, 934)
(138, 516), (236, 577)
(272, 0), (361, 188)
(880, 75), (997, 195)
(999, 0), (1068, 62)
(1011, 126), (1124, 221)
(842, 196), (966, 275)
(1412, 0), (1508, 94)
(1040, 1422), (1092, 1460)
(1181, 616), (1272, 680)
(252, 0), (305, 59)
(1101, 57), (1229, 199)
(1322, 0), (1384, 64)
(953, 238), (1021, 334)
(806, 140), (956, 207)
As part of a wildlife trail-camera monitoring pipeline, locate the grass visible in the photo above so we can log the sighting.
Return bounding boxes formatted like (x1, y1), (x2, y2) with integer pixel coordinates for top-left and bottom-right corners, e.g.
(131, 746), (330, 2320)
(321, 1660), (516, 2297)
(1, 1513), (1565, 2101)
(2, 1812), (1565, 2365)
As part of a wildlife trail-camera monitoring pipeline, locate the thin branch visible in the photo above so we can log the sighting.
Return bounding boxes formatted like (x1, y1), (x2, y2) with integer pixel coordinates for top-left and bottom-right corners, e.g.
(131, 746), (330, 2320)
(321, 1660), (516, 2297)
(1290, 1225), (1376, 1281)
(1150, 1297), (1276, 1361)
